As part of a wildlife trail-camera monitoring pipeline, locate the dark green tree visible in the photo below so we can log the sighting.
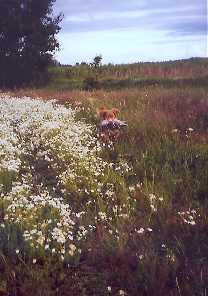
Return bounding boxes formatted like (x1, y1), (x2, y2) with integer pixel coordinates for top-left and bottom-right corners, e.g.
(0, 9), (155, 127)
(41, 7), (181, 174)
(93, 55), (102, 68)
(84, 55), (103, 90)
(90, 55), (102, 69)
(0, 0), (62, 88)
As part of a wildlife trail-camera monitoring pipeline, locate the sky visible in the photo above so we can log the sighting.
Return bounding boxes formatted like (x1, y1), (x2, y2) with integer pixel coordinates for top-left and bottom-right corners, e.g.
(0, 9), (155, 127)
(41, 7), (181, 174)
(53, 0), (207, 65)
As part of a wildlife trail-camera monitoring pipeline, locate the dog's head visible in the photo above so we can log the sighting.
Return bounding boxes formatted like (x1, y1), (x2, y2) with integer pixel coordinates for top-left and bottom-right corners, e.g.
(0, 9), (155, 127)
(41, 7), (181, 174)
(99, 107), (119, 120)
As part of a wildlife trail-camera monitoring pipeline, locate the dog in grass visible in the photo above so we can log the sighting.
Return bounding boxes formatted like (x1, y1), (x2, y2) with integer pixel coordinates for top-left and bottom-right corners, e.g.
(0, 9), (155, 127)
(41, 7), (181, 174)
(98, 107), (127, 141)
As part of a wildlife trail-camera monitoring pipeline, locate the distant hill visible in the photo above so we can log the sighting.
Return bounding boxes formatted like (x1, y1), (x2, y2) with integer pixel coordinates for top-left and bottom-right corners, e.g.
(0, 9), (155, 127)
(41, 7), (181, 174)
(60, 57), (208, 67)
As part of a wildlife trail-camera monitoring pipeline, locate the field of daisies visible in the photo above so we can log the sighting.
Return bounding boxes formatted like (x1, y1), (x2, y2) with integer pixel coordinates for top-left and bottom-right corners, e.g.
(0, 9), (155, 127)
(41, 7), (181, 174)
(0, 91), (208, 295)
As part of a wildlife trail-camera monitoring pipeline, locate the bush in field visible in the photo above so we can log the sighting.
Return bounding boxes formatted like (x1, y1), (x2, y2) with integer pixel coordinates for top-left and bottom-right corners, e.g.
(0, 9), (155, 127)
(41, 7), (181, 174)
(91, 55), (103, 69)
(83, 55), (103, 90)
(83, 76), (100, 90)
(0, 0), (62, 88)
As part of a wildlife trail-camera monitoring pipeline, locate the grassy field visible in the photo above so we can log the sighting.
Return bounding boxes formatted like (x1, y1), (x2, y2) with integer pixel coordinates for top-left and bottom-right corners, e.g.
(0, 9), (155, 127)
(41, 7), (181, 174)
(0, 58), (208, 295)
(47, 57), (208, 90)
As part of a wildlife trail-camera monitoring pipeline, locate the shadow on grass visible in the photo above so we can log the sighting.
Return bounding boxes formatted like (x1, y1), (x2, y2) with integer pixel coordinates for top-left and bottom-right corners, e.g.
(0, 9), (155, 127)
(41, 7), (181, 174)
(47, 76), (208, 91)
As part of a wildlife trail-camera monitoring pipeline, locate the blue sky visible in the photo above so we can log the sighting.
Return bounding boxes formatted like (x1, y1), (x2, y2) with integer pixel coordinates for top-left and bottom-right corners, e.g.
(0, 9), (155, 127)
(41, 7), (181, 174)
(53, 0), (207, 64)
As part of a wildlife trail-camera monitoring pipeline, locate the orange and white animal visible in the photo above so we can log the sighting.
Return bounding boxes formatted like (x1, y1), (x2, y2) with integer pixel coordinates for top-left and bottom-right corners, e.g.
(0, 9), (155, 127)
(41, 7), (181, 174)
(99, 107), (127, 130)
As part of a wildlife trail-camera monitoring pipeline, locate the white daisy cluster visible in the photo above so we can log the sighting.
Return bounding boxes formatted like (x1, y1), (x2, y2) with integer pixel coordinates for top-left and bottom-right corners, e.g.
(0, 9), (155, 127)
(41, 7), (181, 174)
(147, 193), (163, 212)
(0, 103), (22, 174)
(178, 209), (198, 225)
(4, 180), (76, 254)
(0, 94), (134, 259)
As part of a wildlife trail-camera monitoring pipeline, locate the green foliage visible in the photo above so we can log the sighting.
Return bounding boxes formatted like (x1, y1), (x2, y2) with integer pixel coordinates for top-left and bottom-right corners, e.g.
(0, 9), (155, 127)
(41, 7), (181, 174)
(92, 55), (103, 68)
(0, 0), (62, 88)
(83, 76), (100, 90)
(0, 170), (15, 193)
(47, 58), (208, 90)
(1, 60), (208, 294)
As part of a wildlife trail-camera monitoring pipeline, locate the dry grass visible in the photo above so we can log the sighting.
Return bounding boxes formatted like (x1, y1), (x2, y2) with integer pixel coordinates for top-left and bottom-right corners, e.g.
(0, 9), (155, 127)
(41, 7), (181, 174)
(12, 85), (208, 137)
(3, 75), (208, 295)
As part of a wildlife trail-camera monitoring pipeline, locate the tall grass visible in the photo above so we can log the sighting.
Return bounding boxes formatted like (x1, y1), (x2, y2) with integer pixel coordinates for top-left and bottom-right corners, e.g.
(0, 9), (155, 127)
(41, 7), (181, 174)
(47, 58), (208, 90)
(2, 61), (208, 295)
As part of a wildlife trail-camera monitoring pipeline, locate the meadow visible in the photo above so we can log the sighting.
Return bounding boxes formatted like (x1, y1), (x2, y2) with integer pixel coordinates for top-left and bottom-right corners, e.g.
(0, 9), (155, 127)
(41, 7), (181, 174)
(0, 58), (208, 295)
(48, 57), (208, 90)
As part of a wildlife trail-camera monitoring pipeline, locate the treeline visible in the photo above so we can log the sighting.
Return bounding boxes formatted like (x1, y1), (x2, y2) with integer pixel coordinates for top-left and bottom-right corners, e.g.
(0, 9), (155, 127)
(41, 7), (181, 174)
(53, 57), (208, 80)
(0, 0), (61, 88)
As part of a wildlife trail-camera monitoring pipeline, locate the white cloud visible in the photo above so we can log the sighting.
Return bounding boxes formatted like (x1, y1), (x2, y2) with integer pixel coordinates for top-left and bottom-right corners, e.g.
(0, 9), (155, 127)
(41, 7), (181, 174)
(53, 0), (207, 63)
(55, 28), (206, 64)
